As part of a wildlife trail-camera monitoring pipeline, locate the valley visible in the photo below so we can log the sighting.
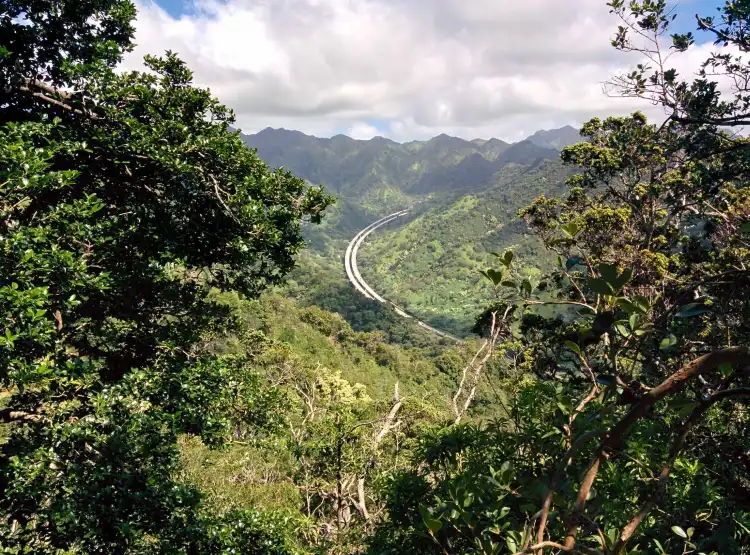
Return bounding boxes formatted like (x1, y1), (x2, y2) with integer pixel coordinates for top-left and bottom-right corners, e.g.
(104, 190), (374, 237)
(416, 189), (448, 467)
(7, 2), (750, 553)
(241, 126), (579, 336)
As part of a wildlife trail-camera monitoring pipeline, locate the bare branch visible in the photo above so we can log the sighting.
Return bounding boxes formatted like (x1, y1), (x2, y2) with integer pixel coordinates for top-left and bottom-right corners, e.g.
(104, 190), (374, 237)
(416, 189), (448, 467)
(0, 409), (41, 423)
(357, 383), (404, 523)
(208, 174), (241, 224)
(374, 382), (402, 445)
(21, 77), (73, 99)
(452, 309), (507, 424)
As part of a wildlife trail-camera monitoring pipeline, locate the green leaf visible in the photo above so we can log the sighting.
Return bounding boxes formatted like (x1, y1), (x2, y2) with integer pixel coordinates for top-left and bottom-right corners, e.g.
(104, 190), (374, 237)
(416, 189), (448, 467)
(614, 323), (630, 337)
(672, 526), (688, 539)
(564, 340), (581, 356)
(598, 264), (619, 284)
(612, 267), (633, 290)
(560, 222), (579, 237)
(629, 313), (640, 330)
(719, 363), (733, 378)
(501, 280), (517, 289)
(607, 528), (618, 545)
(481, 269), (504, 286)
(501, 250), (514, 268)
(491, 250), (514, 268)
(659, 334), (677, 351)
(632, 295), (650, 314)
(616, 298), (637, 314)
(424, 516), (442, 536)
(587, 278), (613, 296)
(740, 221), (750, 234)
(566, 256), (581, 270)
(522, 279), (532, 295)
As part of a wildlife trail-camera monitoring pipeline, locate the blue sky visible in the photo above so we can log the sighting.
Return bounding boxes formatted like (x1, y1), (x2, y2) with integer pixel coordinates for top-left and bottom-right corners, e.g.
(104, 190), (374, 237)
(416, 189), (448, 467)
(149, 0), (189, 18)
(669, 0), (725, 42)
(151, 0), (726, 39)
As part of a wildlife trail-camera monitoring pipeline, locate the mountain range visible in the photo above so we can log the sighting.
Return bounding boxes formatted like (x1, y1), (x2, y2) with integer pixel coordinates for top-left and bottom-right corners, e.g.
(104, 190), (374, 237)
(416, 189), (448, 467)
(240, 125), (581, 198)
(241, 124), (582, 334)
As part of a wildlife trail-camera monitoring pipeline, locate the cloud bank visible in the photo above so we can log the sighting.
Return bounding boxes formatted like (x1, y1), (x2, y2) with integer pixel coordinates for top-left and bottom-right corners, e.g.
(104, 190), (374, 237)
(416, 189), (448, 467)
(122, 0), (727, 141)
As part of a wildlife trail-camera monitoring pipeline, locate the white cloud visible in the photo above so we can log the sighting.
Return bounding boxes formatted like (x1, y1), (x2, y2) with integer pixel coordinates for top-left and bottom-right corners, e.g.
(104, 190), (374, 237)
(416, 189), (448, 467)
(346, 122), (380, 140)
(122, 0), (734, 141)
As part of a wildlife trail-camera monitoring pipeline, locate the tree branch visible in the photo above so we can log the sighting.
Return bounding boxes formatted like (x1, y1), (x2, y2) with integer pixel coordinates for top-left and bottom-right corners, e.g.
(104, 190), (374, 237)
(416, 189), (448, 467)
(534, 384), (601, 553)
(0, 408), (41, 423)
(17, 78), (102, 118)
(453, 309), (505, 424)
(563, 346), (750, 549)
(613, 387), (750, 554)
(512, 540), (603, 555)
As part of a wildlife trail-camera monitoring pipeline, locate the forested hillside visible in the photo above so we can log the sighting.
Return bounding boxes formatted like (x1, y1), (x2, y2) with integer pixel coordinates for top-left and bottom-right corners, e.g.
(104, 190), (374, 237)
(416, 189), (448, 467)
(242, 126), (573, 335)
(358, 160), (572, 332)
(2, 1), (750, 554)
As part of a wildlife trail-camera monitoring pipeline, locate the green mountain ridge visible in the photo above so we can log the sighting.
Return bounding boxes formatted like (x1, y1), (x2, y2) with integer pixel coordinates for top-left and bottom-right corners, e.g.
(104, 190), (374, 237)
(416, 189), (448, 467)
(240, 127), (572, 199)
(525, 124), (582, 149)
(241, 126), (578, 336)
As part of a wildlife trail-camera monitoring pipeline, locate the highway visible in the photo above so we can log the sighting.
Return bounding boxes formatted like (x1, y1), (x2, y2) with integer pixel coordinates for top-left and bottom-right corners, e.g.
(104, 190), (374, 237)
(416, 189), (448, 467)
(344, 211), (463, 343)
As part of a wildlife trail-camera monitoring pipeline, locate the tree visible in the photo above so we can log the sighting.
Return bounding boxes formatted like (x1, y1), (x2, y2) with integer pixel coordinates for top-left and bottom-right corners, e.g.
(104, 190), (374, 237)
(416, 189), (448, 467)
(0, 1), (333, 551)
(372, 1), (750, 553)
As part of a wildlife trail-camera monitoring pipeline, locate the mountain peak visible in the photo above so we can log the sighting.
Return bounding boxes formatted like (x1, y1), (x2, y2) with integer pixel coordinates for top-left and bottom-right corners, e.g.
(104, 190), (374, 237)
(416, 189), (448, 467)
(524, 125), (581, 150)
(239, 126), (562, 197)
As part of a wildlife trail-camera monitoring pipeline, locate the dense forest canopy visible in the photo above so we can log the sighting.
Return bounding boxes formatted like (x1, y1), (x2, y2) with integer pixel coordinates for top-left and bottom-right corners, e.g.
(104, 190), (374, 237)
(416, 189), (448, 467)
(1, 0), (750, 554)
(0, 0), (333, 551)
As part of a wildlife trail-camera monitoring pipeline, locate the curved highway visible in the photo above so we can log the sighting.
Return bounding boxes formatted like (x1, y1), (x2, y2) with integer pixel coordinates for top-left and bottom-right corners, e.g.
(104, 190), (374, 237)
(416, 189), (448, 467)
(344, 211), (463, 343)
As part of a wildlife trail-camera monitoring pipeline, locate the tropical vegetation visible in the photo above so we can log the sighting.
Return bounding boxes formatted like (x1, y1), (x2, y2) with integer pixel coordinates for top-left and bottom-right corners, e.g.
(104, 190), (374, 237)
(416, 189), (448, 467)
(1, 0), (749, 554)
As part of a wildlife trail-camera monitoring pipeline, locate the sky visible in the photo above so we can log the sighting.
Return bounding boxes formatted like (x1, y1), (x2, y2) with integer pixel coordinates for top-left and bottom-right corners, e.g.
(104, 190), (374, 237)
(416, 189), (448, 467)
(120, 0), (728, 142)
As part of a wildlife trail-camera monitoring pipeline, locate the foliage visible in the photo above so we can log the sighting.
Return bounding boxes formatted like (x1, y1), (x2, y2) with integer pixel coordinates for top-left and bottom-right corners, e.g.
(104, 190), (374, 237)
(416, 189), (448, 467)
(5, 1), (750, 554)
(369, 1), (750, 553)
(178, 291), (459, 554)
(370, 376), (749, 554)
(0, 1), (332, 552)
(196, 509), (305, 555)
